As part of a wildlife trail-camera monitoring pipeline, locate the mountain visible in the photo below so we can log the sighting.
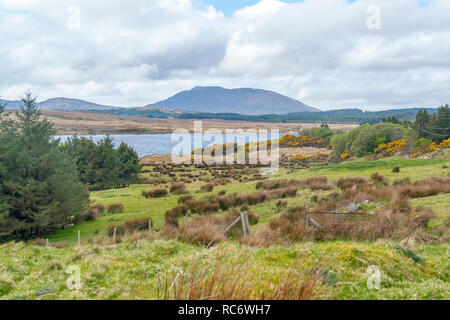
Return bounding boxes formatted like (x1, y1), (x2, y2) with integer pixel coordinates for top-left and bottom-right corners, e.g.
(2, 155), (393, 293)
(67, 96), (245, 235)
(0, 99), (22, 109)
(1, 97), (121, 111)
(38, 97), (121, 111)
(147, 86), (319, 115)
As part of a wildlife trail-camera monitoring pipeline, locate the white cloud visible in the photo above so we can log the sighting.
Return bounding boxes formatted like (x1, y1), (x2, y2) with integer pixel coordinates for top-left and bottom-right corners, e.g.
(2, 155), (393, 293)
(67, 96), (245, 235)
(0, 0), (449, 110)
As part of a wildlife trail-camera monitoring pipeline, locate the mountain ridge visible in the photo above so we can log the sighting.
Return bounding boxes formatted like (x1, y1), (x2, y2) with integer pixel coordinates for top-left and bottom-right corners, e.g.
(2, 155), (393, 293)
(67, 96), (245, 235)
(147, 86), (319, 115)
(0, 97), (120, 111)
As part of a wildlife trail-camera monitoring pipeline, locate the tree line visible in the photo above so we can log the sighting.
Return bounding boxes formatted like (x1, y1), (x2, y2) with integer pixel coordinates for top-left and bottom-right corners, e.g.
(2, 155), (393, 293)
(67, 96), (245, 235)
(413, 105), (450, 143)
(94, 107), (440, 124)
(0, 92), (141, 240)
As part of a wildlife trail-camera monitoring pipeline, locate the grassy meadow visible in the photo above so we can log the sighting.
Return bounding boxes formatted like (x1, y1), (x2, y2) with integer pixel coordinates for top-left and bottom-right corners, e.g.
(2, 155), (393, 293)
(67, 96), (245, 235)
(1, 156), (449, 300)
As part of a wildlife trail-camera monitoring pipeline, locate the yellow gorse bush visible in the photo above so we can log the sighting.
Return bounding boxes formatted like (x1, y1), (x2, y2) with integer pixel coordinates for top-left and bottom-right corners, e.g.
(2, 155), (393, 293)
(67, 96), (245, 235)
(279, 134), (328, 148)
(438, 137), (450, 148)
(375, 139), (408, 156)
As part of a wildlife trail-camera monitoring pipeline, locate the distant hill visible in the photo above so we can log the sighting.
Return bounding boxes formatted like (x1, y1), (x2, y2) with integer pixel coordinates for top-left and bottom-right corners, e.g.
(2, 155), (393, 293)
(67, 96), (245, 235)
(1, 97), (121, 111)
(38, 98), (121, 111)
(0, 99), (22, 109)
(147, 86), (319, 115)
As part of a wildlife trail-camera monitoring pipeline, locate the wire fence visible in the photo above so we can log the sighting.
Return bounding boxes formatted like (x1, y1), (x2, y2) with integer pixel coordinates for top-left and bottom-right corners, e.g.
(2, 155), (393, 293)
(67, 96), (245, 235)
(43, 220), (154, 247)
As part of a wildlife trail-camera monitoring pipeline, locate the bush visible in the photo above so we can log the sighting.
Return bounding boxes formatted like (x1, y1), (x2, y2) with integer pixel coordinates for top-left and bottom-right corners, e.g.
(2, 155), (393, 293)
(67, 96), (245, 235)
(201, 183), (214, 192)
(165, 205), (188, 227)
(108, 217), (151, 237)
(75, 205), (102, 223)
(301, 125), (334, 139)
(304, 176), (333, 191)
(371, 172), (388, 186)
(170, 183), (186, 194)
(275, 199), (288, 212)
(273, 187), (298, 198)
(392, 166), (400, 173)
(415, 138), (432, 148)
(107, 203), (124, 214)
(336, 177), (369, 190)
(142, 188), (168, 198)
(331, 123), (411, 157)
(178, 195), (193, 204)
(393, 177), (411, 186)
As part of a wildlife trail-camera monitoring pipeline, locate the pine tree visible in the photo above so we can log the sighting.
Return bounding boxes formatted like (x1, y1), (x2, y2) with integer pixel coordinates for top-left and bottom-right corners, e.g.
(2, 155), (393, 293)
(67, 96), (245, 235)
(0, 91), (89, 239)
(117, 142), (141, 187)
(431, 105), (450, 142)
(62, 136), (141, 190)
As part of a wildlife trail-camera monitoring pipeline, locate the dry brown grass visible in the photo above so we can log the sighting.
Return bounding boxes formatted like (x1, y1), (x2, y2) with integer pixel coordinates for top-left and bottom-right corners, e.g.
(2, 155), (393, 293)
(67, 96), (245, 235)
(396, 177), (450, 198)
(142, 188), (168, 198)
(244, 176), (450, 246)
(157, 256), (323, 300)
(164, 208), (259, 246)
(170, 182), (187, 194)
(200, 183), (215, 192)
(141, 177), (170, 185)
(303, 176), (334, 191)
(336, 177), (369, 190)
(371, 172), (389, 186)
(164, 216), (227, 246)
(108, 217), (151, 237)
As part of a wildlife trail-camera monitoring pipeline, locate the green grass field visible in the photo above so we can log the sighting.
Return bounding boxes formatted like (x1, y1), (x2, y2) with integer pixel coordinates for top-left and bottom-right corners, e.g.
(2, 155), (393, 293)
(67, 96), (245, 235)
(1, 157), (449, 300)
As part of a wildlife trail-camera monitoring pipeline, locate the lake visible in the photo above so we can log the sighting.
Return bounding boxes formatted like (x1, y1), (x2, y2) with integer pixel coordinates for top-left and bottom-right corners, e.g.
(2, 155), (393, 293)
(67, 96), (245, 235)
(56, 133), (280, 158)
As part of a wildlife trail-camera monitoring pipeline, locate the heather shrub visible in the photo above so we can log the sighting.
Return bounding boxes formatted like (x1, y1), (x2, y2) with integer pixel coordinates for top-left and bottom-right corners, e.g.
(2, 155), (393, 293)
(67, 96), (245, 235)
(165, 205), (189, 227)
(75, 206), (101, 223)
(107, 203), (124, 213)
(91, 203), (106, 214)
(142, 188), (168, 198)
(371, 172), (388, 186)
(178, 195), (193, 204)
(276, 200), (288, 212)
(336, 177), (369, 190)
(201, 183), (215, 192)
(303, 176), (333, 191)
(393, 177), (411, 186)
(170, 182), (186, 194)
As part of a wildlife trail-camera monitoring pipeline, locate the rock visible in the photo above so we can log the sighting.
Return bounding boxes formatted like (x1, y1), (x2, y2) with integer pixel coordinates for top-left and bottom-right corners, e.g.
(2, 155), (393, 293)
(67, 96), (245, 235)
(348, 203), (360, 213)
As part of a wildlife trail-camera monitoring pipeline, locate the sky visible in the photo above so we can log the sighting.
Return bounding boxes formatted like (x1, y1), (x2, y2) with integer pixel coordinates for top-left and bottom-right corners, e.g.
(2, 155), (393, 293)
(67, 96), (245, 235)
(0, 0), (448, 111)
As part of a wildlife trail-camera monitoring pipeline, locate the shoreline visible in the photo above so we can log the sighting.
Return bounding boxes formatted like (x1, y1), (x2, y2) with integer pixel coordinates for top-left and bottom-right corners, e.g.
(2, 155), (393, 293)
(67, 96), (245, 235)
(20, 110), (359, 135)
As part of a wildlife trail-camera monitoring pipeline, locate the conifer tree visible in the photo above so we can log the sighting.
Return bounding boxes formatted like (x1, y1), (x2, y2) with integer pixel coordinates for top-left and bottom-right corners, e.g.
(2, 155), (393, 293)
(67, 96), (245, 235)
(0, 91), (89, 239)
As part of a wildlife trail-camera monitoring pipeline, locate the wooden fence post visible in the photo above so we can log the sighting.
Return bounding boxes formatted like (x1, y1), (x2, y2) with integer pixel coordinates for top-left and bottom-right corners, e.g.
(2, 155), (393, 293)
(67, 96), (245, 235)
(148, 219), (153, 238)
(113, 227), (117, 243)
(77, 230), (81, 246)
(305, 202), (310, 228)
(240, 211), (250, 237)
